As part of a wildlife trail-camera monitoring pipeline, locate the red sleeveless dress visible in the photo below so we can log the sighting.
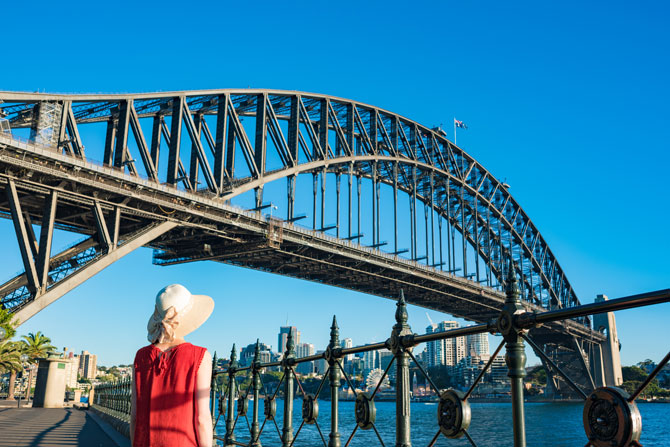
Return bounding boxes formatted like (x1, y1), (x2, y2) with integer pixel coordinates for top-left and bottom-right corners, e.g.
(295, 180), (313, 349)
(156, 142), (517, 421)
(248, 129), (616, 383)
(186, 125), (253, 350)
(133, 342), (207, 447)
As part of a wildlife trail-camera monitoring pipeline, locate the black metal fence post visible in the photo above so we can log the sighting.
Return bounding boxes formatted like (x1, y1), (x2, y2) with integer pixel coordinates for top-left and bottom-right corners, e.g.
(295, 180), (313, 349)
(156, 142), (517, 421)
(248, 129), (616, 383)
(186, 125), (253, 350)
(211, 351), (218, 425)
(225, 345), (238, 447)
(282, 333), (296, 447)
(391, 291), (412, 447)
(251, 340), (262, 446)
(499, 259), (527, 447)
(328, 316), (341, 447)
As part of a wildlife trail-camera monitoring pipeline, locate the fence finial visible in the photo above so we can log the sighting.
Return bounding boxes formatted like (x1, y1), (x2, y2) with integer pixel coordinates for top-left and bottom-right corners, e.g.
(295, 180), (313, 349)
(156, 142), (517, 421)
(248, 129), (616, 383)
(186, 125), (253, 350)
(395, 289), (409, 330)
(330, 315), (340, 348)
(229, 344), (238, 369)
(505, 256), (520, 303)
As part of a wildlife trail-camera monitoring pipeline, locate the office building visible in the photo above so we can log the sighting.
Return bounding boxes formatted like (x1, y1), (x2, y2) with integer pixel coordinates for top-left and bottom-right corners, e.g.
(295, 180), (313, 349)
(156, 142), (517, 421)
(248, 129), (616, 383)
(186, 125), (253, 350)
(296, 343), (315, 375)
(466, 331), (490, 359)
(340, 338), (353, 362)
(240, 342), (273, 367)
(79, 351), (97, 380)
(426, 321), (466, 367)
(278, 326), (300, 355)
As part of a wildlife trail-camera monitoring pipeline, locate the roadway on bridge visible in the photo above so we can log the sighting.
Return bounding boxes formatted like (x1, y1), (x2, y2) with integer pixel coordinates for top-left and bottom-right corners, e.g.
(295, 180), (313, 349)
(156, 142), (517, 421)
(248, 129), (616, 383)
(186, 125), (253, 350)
(0, 406), (117, 447)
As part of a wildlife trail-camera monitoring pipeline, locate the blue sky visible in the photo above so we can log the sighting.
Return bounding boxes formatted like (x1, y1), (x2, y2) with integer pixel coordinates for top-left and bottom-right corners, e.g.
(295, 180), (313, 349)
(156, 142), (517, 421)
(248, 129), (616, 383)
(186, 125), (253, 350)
(1, 0), (668, 367)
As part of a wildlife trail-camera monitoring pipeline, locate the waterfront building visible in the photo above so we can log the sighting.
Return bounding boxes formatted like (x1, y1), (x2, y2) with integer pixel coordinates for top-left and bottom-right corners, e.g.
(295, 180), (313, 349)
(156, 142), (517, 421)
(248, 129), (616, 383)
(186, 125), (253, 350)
(488, 356), (508, 383)
(426, 321), (466, 367)
(277, 326), (300, 355)
(62, 350), (78, 388)
(240, 342), (273, 367)
(466, 331), (490, 359)
(362, 349), (377, 375)
(340, 338), (353, 362)
(78, 351), (97, 380)
(314, 350), (327, 375)
(296, 343), (315, 375)
(379, 349), (395, 382)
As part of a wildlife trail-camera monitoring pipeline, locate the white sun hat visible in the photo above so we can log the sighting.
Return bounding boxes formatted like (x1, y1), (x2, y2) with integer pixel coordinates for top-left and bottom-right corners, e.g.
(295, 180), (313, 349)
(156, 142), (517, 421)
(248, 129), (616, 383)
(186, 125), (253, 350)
(149, 284), (215, 341)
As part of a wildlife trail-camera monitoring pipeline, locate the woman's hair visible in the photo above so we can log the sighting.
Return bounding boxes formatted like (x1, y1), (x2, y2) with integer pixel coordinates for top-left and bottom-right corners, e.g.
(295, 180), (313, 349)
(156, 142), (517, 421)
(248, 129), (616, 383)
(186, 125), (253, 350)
(147, 305), (180, 344)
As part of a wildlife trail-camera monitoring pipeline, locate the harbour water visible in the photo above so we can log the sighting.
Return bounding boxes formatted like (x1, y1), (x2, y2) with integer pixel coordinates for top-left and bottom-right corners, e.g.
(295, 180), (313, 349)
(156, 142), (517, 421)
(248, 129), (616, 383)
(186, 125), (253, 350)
(215, 400), (669, 446)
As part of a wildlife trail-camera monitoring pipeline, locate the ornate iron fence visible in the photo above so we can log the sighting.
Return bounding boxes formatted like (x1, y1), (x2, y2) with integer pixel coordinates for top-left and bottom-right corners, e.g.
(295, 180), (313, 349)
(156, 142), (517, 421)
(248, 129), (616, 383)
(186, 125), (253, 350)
(89, 261), (669, 447)
(92, 377), (132, 424)
(215, 262), (669, 447)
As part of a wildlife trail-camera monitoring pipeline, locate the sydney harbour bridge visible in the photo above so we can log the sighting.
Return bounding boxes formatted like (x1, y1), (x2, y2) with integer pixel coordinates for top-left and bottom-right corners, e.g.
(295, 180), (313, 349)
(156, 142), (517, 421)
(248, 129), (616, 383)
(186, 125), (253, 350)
(0, 89), (621, 399)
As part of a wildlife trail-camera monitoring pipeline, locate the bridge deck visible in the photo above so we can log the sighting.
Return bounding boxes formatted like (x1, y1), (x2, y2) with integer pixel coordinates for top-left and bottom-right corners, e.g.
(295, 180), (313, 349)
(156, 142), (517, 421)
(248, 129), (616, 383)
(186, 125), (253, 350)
(0, 406), (117, 447)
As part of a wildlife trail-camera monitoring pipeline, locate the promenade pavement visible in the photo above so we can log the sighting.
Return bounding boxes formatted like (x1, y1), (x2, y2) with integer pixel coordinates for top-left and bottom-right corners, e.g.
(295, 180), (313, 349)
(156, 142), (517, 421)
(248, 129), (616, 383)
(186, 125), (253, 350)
(0, 405), (118, 447)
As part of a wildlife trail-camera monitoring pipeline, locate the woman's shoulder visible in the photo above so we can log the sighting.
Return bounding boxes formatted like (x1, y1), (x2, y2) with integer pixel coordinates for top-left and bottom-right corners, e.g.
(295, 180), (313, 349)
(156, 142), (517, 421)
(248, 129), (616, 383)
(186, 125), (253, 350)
(133, 345), (157, 367)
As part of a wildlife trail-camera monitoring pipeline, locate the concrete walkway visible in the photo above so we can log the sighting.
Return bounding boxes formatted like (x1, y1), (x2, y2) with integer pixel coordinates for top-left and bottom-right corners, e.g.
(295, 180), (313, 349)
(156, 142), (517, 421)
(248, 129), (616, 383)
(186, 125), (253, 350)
(0, 407), (117, 447)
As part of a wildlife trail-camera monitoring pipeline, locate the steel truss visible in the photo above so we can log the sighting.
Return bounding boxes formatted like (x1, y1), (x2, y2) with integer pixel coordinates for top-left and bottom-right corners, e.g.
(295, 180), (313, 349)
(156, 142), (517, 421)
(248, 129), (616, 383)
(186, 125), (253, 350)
(0, 90), (607, 397)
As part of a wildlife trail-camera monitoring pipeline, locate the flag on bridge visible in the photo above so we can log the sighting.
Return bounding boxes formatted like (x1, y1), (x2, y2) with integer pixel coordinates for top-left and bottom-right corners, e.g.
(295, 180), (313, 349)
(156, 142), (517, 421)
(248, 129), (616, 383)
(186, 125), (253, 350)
(454, 119), (468, 129)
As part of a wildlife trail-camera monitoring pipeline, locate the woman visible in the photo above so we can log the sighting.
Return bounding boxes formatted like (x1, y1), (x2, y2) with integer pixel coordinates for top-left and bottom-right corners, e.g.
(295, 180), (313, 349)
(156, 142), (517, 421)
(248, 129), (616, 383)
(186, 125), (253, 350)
(131, 284), (215, 447)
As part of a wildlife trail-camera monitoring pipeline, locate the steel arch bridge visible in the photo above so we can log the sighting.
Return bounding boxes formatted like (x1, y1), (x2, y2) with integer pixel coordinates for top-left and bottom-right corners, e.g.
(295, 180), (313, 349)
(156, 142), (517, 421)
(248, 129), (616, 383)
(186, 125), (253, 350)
(0, 89), (617, 397)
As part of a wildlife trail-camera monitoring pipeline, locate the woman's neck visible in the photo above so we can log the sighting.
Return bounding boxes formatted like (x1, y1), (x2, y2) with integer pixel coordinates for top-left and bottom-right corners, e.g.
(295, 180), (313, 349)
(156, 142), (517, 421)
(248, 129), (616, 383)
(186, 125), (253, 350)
(154, 337), (186, 351)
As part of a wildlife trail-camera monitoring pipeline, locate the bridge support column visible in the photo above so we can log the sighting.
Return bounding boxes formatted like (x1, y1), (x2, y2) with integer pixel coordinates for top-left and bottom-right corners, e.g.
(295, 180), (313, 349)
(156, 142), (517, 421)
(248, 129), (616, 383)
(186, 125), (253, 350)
(12, 220), (178, 325)
(592, 294), (623, 387)
(225, 345), (238, 447)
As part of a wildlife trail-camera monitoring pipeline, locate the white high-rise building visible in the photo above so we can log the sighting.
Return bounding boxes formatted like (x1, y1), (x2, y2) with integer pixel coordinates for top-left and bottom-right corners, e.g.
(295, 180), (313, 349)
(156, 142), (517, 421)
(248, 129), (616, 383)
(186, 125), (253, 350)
(466, 331), (490, 359)
(340, 338), (353, 362)
(296, 343), (315, 375)
(363, 349), (377, 373)
(426, 321), (466, 367)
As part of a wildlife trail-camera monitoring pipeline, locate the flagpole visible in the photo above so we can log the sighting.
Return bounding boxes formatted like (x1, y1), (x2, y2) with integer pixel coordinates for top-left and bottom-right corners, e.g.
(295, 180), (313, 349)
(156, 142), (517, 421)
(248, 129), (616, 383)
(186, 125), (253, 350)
(453, 117), (457, 145)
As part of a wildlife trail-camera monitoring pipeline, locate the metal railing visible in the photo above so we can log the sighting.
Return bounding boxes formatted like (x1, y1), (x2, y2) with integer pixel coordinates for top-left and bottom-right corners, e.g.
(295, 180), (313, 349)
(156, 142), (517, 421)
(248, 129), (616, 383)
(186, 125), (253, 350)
(214, 263), (669, 447)
(87, 262), (669, 446)
(92, 377), (132, 424)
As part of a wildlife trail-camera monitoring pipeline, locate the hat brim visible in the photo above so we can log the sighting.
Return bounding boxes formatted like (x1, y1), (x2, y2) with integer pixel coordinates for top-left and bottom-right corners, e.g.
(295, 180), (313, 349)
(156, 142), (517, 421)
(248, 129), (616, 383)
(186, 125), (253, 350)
(174, 294), (214, 338)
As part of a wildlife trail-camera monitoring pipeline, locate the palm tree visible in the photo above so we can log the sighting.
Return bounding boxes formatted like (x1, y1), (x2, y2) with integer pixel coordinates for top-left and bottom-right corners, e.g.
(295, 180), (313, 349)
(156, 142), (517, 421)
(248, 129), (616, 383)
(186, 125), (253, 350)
(7, 332), (57, 400)
(0, 340), (22, 399)
(21, 332), (56, 359)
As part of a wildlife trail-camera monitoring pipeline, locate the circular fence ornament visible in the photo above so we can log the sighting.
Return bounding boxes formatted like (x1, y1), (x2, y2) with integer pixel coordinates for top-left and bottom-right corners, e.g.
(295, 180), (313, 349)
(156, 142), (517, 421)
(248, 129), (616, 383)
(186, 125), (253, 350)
(583, 387), (642, 447)
(264, 396), (277, 420)
(302, 394), (319, 424)
(355, 393), (376, 430)
(437, 389), (471, 439)
(237, 394), (249, 416)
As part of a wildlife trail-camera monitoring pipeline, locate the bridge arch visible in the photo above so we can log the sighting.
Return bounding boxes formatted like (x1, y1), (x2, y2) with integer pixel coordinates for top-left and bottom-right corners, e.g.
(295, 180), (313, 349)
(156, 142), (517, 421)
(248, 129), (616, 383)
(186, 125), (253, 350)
(0, 89), (583, 323)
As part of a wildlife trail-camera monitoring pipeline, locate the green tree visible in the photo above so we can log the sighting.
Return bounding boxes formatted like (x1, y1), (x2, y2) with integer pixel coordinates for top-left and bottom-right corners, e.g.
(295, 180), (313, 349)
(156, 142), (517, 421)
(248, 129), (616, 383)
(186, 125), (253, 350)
(0, 308), (17, 341)
(622, 366), (647, 382)
(0, 340), (21, 373)
(526, 366), (547, 386)
(20, 332), (56, 360)
(0, 340), (24, 400)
